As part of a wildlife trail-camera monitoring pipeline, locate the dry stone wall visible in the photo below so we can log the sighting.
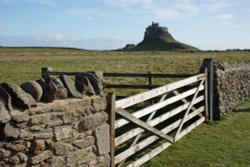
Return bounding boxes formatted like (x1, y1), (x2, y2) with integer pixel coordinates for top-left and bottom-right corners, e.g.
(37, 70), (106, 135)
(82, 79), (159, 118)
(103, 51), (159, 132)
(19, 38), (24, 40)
(0, 73), (111, 167)
(213, 61), (250, 119)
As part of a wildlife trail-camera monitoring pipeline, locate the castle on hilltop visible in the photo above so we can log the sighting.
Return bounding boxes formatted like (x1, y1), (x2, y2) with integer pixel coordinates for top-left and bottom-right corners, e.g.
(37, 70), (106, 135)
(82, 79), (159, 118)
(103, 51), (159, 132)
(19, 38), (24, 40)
(120, 22), (198, 51)
(145, 22), (168, 37)
(144, 22), (171, 42)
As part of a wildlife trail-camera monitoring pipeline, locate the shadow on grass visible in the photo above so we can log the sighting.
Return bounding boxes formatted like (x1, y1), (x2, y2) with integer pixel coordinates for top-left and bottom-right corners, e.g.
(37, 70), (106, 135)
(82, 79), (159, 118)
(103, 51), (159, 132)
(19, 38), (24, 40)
(234, 109), (250, 113)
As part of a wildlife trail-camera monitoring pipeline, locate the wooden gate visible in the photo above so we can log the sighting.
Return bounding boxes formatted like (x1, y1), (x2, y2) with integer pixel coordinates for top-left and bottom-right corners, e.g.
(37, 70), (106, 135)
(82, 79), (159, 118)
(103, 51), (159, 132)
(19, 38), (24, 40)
(107, 72), (208, 167)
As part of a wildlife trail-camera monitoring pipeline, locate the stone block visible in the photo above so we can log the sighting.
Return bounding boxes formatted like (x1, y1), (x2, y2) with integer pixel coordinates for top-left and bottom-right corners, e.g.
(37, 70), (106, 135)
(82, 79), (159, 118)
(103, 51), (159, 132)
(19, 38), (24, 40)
(91, 97), (103, 113)
(60, 75), (82, 98)
(54, 142), (78, 155)
(53, 125), (75, 141)
(11, 110), (29, 123)
(0, 148), (11, 159)
(17, 152), (28, 164)
(73, 106), (92, 117)
(36, 79), (54, 103)
(32, 150), (53, 164)
(9, 155), (20, 165)
(62, 111), (78, 124)
(78, 112), (108, 131)
(1, 83), (36, 109)
(5, 143), (26, 152)
(0, 97), (11, 123)
(72, 136), (95, 149)
(66, 148), (96, 166)
(51, 78), (68, 99)
(47, 156), (66, 167)
(30, 140), (46, 155)
(20, 81), (43, 102)
(30, 125), (46, 131)
(4, 122), (20, 139)
(93, 154), (111, 167)
(75, 73), (96, 96)
(30, 113), (63, 127)
(32, 131), (53, 139)
(94, 123), (110, 155)
(0, 86), (13, 111)
(75, 72), (104, 96)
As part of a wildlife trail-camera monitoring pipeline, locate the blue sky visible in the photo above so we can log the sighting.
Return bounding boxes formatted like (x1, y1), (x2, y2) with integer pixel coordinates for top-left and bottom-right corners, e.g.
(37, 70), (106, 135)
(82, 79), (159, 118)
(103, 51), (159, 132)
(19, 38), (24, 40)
(0, 0), (250, 50)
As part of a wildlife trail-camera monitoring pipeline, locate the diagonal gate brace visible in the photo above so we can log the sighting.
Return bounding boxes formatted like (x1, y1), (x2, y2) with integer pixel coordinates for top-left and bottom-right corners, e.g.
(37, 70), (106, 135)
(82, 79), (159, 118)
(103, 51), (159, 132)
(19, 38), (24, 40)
(116, 108), (174, 143)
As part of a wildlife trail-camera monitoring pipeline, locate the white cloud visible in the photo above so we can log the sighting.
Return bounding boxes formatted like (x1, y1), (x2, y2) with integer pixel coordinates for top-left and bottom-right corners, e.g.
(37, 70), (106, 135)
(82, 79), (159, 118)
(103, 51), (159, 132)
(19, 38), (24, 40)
(31, 33), (80, 42)
(201, 0), (232, 13)
(65, 8), (110, 19)
(219, 22), (243, 29)
(213, 14), (243, 29)
(175, 1), (200, 15)
(102, 0), (234, 21)
(104, 0), (153, 9)
(0, 34), (129, 50)
(214, 14), (234, 21)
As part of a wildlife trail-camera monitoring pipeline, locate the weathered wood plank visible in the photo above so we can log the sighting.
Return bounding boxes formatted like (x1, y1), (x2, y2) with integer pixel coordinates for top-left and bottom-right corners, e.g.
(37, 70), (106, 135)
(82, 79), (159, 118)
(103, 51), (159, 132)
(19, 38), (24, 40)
(116, 74), (206, 109)
(105, 84), (160, 89)
(103, 72), (195, 78)
(175, 79), (205, 138)
(115, 85), (204, 129)
(114, 106), (204, 164)
(175, 116), (205, 141)
(116, 93), (168, 167)
(126, 113), (205, 167)
(106, 92), (116, 167)
(105, 84), (195, 90)
(126, 142), (172, 167)
(42, 70), (95, 76)
(116, 109), (173, 142)
(205, 68), (209, 121)
(115, 96), (204, 147)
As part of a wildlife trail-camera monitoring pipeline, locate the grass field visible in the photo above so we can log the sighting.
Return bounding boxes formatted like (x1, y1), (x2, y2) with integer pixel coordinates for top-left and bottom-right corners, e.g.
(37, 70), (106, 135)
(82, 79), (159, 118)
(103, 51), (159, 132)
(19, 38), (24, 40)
(0, 47), (250, 166)
(0, 48), (250, 84)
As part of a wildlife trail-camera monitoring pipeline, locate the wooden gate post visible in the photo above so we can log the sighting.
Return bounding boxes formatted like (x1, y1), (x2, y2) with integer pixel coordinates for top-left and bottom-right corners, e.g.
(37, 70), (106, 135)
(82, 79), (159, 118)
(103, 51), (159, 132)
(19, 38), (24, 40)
(201, 59), (214, 121)
(106, 92), (116, 167)
(41, 67), (52, 79)
(148, 71), (152, 90)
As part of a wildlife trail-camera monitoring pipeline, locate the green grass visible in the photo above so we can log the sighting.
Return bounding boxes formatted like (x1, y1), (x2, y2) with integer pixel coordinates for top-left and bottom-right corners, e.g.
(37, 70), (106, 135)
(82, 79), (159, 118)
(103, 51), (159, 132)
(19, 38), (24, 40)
(143, 98), (250, 167)
(0, 48), (250, 84)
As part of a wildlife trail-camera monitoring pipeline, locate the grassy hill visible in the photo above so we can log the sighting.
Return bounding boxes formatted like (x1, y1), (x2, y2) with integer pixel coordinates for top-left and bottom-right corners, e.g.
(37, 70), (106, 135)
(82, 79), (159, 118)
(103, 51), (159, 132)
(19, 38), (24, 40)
(122, 22), (198, 51)
(131, 38), (198, 51)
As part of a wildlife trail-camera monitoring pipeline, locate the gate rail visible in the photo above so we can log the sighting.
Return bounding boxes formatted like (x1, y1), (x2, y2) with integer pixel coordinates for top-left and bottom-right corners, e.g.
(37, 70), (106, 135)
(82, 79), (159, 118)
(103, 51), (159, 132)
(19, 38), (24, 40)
(107, 72), (209, 167)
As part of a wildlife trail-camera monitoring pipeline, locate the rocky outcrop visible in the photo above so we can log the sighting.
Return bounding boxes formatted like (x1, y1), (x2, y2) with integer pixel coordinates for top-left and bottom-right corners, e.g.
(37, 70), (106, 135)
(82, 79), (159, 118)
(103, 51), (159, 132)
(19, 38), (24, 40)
(122, 22), (198, 51)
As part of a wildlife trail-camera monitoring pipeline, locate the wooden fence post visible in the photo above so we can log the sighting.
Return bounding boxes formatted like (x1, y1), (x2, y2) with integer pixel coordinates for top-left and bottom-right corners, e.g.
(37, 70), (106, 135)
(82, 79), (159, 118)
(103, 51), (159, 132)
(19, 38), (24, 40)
(41, 67), (52, 79)
(204, 68), (209, 121)
(148, 71), (152, 90)
(106, 92), (116, 167)
(201, 59), (214, 121)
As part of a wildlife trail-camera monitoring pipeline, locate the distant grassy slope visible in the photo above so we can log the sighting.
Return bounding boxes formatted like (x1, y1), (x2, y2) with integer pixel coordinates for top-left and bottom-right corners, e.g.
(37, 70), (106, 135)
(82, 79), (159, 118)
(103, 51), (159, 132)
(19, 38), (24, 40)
(0, 48), (250, 84)
(143, 97), (250, 167)
(130, 37), (198, 51)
